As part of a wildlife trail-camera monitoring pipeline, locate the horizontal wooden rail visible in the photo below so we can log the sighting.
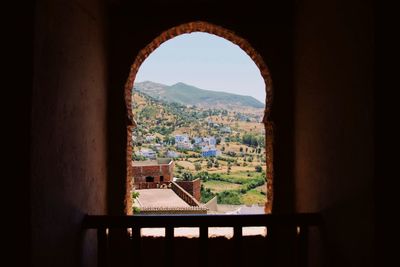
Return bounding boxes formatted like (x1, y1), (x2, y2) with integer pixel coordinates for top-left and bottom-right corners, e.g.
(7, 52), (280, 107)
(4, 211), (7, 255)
(83, 213), (322, 229)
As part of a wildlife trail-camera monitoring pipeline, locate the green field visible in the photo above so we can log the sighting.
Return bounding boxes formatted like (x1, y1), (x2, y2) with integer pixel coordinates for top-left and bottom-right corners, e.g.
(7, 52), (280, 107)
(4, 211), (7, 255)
(202, 180), (243, 193)
(199, 171), (266, 205)
(219, 171), (263, 181)
(240, 189), (266, 205)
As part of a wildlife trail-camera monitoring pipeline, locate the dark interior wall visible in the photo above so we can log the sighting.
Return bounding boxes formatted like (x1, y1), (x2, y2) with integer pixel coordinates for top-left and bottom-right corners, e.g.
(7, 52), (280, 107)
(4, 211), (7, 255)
(31, 0), (107, 266)
(4, 1), (35, 266)
(27, 0), (376, 266)
(293, 0), (374, 266)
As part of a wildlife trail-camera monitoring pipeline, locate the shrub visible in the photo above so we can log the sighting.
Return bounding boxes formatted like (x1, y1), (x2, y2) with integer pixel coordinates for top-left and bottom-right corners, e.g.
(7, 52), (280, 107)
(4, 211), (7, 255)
(201, 186), (215, 203)
(194, 162), (202, 171)
(195, 171), (209, 181)
(214, 160), (220, 168)
(255, 165), (262, 172)
(181, 172), (194, 181)
(207, 160), (213, 168)
(131, 190), (141, 214)
(217, 191), (241, 205)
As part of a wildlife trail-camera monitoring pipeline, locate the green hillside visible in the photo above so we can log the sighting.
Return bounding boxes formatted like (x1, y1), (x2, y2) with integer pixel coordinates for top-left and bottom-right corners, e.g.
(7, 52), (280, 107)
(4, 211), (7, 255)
(134, 81), (264, 109)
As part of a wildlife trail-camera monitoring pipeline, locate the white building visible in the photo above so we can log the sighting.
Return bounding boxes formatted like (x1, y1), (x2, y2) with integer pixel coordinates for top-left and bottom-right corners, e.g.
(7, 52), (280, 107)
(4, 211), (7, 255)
(176, 142), (193, 150)
(152, 144), (162, 151)
(166, 150), (180, 158)
(136, 149), (157, 159)
(201, 145), (221, 157)
(145, 135), (155, 142)
(220, 127), (231, 133)
(175, 134), (189, 143)
(203, 136), (216, 146)
(193, 137), (203, 144)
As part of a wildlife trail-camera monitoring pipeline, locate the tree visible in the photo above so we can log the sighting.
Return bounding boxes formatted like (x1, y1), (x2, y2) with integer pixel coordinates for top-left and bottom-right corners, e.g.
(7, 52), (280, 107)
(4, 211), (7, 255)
(216, 137), (221, 145)
(182, 172), (194, 181)
(227, 162), (232, 175)
(194, 162), (202, 171)
(131, 190), (141, 213)
(255, 165), (262, 172)
(207, 160), (213, 169)
(214, 160), (220, 168)
(201, 185), (215, 203)
(164, 135), (175, 145)
(195, 171), (209, 181)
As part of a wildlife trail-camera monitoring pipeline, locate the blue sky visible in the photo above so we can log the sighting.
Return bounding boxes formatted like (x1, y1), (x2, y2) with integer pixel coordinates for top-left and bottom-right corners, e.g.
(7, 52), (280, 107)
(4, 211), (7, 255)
(135, 32), (266, 103)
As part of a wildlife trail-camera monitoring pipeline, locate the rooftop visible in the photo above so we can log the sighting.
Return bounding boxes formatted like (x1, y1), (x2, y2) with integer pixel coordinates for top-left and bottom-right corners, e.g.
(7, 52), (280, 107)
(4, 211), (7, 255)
(132, 158), (172, 166)
(136, 189), (190, 208)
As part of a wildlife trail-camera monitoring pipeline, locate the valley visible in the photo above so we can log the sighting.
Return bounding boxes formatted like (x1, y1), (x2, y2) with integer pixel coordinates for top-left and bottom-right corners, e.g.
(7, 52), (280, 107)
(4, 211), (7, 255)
(131, 81), (267, 206)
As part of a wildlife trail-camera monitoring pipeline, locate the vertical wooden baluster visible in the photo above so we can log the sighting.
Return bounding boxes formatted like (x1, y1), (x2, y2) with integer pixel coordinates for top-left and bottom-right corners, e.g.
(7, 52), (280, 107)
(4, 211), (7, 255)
(234, 226), (243, 267)
(97, 228), (107, 267)
(165, 227), (174, 267)
(299, 226), (309, 267)
(200, 226), (208, 267)
(294, 226), (300, 266)
(132, 227), (141, 267)
(265, 226), (273, 267)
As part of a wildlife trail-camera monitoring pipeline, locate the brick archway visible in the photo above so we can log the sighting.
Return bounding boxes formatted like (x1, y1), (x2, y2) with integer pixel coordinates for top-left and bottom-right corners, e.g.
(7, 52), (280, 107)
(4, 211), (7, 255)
(125, 21), (274, 214)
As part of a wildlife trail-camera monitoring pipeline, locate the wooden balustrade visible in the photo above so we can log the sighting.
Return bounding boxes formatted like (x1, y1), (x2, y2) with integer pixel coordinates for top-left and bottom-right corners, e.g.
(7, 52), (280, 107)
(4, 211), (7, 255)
(83, 213), (322, 267)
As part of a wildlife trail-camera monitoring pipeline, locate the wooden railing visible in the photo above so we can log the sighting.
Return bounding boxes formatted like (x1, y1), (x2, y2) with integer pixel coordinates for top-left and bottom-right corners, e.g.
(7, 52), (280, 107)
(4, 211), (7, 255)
(83, 213), (322, 267)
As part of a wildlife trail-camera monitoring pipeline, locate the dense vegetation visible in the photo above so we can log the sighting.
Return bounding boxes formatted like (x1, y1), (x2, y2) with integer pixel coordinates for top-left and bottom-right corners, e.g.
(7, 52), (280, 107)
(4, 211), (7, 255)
(194, 171), (266, 205)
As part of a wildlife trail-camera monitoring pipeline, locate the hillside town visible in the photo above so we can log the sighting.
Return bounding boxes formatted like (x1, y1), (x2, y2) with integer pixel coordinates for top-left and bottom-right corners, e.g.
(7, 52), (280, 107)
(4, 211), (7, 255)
(131, 83), (267, 215)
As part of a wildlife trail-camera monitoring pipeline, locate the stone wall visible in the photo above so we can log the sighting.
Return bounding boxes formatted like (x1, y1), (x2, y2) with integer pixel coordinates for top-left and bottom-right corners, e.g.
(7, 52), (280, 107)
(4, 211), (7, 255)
(132, 162), (174, 183)
(176, 178), (201, 202)
(133, 182), (171, 190)
(171, 182), (202, 207)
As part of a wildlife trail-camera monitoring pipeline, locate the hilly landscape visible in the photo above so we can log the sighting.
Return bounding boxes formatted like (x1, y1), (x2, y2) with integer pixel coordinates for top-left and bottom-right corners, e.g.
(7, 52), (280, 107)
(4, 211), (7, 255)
(131, 88), (267, 206)
(134, 81), (265, 110)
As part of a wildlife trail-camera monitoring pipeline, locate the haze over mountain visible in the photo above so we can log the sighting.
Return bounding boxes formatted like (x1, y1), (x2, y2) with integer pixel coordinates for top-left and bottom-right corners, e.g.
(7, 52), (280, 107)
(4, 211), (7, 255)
(134, 81), (265, 110)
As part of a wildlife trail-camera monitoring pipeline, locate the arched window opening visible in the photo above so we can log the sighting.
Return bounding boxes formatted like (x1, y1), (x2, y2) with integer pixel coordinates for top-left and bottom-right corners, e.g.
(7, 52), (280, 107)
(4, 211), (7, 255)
(125, 22), (273, 219)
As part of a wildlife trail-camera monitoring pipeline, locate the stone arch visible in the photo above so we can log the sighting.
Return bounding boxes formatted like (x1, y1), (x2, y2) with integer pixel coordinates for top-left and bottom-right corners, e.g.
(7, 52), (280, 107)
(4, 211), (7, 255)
(125, 21), (274, 214)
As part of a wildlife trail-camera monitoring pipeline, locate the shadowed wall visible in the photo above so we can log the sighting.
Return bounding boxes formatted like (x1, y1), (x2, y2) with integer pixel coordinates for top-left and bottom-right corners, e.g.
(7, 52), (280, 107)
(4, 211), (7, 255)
(27, 0), (375, 266)
(31, 0), (108, 266)
(294, 0), (374, 266)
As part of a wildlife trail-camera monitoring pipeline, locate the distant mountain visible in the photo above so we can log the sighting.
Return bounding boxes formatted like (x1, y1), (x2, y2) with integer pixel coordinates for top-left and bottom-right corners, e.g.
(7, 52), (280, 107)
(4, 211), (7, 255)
(134, 81), (264, 110)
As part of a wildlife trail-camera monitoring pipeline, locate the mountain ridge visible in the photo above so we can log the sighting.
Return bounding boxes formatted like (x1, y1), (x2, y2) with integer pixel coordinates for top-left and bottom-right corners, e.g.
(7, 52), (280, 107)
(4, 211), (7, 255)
(134, 81), (264, 110)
